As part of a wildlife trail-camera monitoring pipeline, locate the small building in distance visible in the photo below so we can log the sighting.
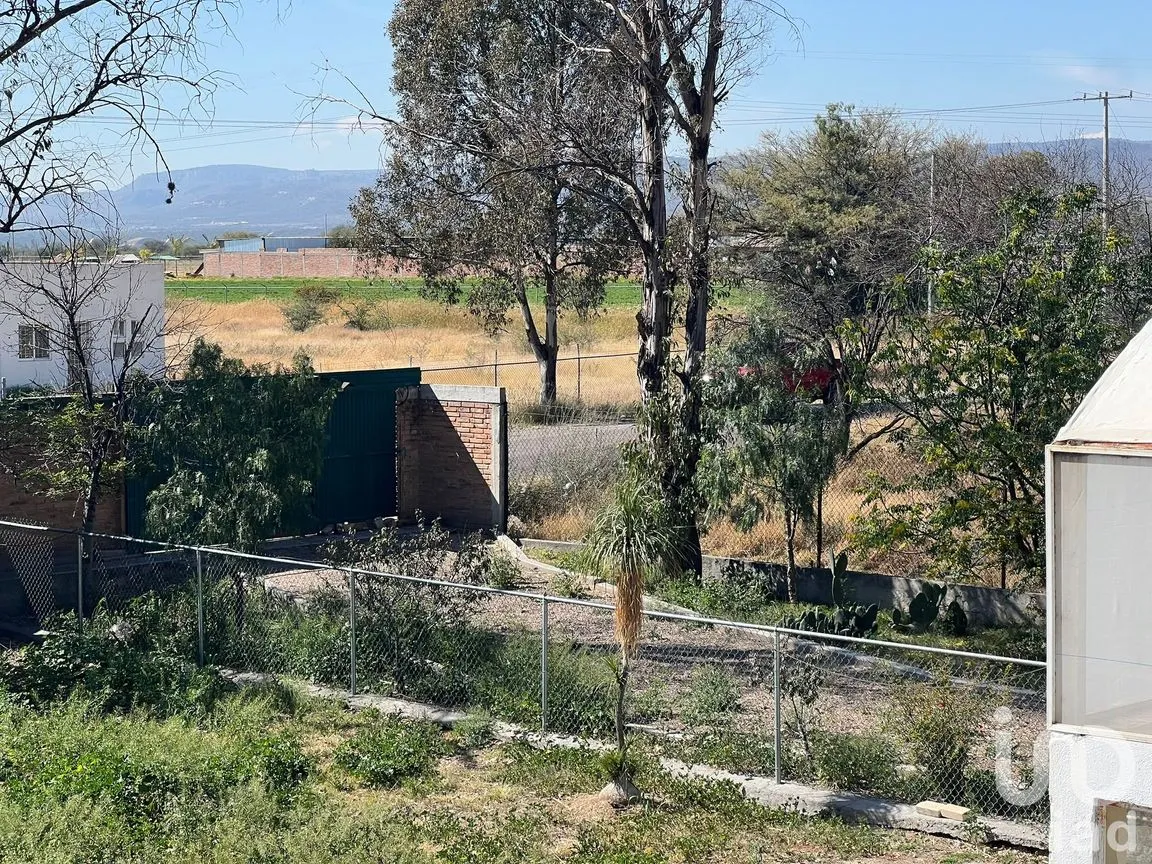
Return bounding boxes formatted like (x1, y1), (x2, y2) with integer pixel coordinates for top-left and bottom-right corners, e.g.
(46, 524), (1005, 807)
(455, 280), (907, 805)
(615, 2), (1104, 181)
(1048, 315), (1152, 863)
(0, 259), (165, 392)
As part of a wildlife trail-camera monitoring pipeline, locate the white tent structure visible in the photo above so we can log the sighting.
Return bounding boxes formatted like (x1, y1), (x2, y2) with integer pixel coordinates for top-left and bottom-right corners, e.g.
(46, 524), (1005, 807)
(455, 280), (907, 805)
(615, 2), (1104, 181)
(1049, 317), (1152, 863)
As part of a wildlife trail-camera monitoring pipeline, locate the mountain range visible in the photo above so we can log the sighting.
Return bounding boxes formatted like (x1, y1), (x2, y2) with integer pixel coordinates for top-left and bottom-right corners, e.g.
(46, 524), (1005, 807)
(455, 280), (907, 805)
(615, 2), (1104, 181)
(115, 140), (1152, 240)
(114, 164), (381, 239)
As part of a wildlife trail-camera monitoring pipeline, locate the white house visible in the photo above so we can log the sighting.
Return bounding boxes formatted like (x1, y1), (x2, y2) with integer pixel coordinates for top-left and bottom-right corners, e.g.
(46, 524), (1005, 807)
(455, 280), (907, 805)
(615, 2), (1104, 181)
(0, 259), (165, 392)
(1048, 316), (1152, 863)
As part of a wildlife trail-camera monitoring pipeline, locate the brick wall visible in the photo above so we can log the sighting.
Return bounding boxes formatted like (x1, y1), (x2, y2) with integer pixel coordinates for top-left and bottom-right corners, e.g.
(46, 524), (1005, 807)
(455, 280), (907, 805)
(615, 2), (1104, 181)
(201, 249), (418, 280)
(0, 472), (123, 534)
(396, 384), (507, 531)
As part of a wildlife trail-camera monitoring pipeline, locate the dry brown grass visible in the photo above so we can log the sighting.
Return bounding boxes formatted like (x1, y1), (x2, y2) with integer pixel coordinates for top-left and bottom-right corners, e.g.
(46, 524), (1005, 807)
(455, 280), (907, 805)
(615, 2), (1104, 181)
(177, 298), (643, 410)
(182, 296), (934, 578)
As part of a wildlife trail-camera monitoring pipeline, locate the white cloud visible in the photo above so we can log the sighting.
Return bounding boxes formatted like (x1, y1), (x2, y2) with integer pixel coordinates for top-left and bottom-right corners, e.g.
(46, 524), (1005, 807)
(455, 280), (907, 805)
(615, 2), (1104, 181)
(1079, 129), (1105, 140)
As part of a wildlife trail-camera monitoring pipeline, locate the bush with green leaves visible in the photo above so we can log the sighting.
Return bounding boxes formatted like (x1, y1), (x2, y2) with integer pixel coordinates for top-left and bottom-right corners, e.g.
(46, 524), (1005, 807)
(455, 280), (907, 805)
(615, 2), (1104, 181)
(319, 522), (497, 703)
(333, 714), (447, 787)
(471, 635), (615, 736)
(888, 671), (986, 803)
(0, 602), (228, 718)
(811, 731), (901, 798)
(282, 284), (341, 332)
(682, 665), (741, 726)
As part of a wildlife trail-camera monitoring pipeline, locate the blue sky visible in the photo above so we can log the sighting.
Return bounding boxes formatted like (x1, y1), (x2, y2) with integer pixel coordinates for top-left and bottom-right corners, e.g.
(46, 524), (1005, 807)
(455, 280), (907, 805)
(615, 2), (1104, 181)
(130, 0), (1152, 176)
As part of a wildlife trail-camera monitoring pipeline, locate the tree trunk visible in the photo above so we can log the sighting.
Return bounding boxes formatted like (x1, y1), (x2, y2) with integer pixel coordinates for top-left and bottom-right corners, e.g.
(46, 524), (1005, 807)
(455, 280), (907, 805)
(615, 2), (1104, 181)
(634, 1), (672, 403)
(785, 510), (798, 603)
(615, 651), (630, 758)
(515, 276), (557, 407)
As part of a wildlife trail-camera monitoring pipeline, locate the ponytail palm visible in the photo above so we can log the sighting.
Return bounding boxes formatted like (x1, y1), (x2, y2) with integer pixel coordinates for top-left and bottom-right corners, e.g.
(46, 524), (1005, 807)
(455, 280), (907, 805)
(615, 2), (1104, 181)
(584, 474), (679, 787)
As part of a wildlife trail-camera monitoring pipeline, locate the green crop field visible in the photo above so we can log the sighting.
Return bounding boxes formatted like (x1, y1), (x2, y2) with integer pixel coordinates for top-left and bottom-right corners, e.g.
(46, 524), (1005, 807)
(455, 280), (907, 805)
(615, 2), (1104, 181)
(166, 276), (650, 307)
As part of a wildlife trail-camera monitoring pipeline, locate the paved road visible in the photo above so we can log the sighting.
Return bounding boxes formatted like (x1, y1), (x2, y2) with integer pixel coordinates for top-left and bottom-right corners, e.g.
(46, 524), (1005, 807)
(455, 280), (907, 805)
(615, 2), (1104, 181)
(508, 422), (636, 483)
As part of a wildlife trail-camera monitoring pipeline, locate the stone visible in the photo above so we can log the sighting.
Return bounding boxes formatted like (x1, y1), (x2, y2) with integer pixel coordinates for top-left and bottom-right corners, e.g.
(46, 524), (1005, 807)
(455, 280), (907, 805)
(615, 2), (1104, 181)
(915, 801), (943, 818)
(936, 803), (972, 822)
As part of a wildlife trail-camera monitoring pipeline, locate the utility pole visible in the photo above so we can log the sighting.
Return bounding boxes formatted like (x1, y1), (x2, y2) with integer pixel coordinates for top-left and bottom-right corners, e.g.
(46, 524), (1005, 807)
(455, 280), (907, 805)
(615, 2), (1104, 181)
(1076, 90), (1133, 236)
(927, 150), (935, 315)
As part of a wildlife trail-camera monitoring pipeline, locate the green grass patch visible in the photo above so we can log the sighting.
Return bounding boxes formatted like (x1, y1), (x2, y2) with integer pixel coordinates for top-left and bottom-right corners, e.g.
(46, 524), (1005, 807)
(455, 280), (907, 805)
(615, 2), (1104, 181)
(333, 714), (448, 788)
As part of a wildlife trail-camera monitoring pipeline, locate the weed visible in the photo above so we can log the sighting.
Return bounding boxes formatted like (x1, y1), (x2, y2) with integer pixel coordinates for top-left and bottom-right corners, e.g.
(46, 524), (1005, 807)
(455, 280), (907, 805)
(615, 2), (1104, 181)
(668, 729), (777, 776)
(453, 711), (497, 751)
(682, 665), (741, 726)
(486, 551), (520, 589)
(552, 569), (589, 599)
(333, 714), (447, 788)
(495, 742), (604, 796)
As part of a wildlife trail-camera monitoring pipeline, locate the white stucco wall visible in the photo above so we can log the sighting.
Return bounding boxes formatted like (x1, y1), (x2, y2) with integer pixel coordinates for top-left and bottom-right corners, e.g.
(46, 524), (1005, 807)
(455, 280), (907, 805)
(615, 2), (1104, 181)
(0, 260), (165, 391)
(1050, 729), (1152, 863)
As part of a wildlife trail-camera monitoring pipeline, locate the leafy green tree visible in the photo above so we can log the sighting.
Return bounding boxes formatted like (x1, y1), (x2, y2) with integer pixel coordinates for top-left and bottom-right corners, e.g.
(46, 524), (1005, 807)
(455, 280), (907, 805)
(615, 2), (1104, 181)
(855, 187), (1152, 587)
(718, 106), (932, 437)
(701, 309), (846, 601)
(326, 224), (357, 249)
(350, 0), (632, 406)
(140, 340), (337, 551)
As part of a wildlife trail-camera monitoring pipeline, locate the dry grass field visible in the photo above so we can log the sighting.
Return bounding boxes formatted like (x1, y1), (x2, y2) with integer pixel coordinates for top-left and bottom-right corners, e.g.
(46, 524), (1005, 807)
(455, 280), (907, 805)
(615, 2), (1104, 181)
(178, 297), (643, 412)
(175, 291), (932, 578)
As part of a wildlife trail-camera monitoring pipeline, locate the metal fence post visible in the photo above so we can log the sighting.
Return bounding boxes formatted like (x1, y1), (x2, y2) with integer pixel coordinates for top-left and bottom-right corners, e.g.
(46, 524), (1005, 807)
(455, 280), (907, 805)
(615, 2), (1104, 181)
(493, 349), (499, 387)
(76, 535), (84, 632)
(540, 597), (549, 733)
(576, 344), (581, 402)
(195, 550), (205, 667)
(348, 570), (357, 696)
(773, 628), (782, 785)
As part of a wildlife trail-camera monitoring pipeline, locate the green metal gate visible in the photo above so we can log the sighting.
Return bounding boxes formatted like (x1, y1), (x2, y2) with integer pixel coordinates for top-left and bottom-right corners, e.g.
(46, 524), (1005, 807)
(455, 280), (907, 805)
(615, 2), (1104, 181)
(310, 367), (419, 529)
(124, 367), (420, 538)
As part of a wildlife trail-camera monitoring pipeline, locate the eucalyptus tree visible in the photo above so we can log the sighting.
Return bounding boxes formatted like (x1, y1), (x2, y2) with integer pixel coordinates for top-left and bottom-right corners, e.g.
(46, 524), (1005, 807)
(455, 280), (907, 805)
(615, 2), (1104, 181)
(349, 0), (634, 406)
(317, 0), (792, 574)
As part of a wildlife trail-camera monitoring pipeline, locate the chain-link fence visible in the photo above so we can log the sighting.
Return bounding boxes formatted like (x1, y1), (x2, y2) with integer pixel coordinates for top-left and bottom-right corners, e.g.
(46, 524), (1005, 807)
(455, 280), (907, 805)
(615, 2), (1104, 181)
(419, 352), (941, 583)
(0, 518), (1048, 827)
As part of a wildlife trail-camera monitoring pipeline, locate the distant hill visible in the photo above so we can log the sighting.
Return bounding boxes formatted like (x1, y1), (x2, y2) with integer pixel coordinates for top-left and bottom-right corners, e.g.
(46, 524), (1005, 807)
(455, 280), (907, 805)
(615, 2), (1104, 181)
(989, 138), (1152, 187)
(107, 142), (1152, 240)
(112, 164), (380, 239)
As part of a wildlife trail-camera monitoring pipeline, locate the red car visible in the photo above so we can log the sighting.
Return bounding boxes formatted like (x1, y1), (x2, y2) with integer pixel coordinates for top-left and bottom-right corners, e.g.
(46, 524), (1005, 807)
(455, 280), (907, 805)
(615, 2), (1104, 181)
(737, 347), (844, 404)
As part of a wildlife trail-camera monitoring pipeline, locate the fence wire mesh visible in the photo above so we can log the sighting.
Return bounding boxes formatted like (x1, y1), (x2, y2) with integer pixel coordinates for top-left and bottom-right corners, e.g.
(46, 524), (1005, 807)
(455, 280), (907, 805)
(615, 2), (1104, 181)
(0, 519), (1049, 828)
(422, 352), (955, 585)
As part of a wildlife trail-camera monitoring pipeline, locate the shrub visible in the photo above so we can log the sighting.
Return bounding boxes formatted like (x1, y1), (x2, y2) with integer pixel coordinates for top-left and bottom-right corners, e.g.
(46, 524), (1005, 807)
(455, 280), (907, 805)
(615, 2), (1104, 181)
(339, 298), (392, 332)
(811, 731), (900, 798)
(888, 671), (986, 803)
(282, 297), (326, 331)
(472, 636), (615, 736)
(486, 551), (520, 589)
(323, 522), (491, 704)
(334, 715), (447, 787)
(682, 665), (741, 726)
(0, 603), (229, 718)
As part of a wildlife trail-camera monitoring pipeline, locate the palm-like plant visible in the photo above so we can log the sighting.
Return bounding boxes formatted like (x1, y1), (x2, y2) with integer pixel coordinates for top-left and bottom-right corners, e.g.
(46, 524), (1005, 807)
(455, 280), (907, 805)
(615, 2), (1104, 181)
(583, 470), (679, 798)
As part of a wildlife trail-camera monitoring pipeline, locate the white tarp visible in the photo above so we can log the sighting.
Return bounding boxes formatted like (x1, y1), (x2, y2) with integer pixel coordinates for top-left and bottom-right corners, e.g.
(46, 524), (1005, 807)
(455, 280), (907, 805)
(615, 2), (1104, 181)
(1057, 316), (1152, 445)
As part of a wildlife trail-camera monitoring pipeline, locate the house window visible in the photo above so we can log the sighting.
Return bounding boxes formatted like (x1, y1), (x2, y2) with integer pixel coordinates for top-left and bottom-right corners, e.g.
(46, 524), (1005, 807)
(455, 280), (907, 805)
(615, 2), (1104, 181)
(17, 324), (49, 359)
(113, 318), (143, 361)
(1100, 802), (1152, 863)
